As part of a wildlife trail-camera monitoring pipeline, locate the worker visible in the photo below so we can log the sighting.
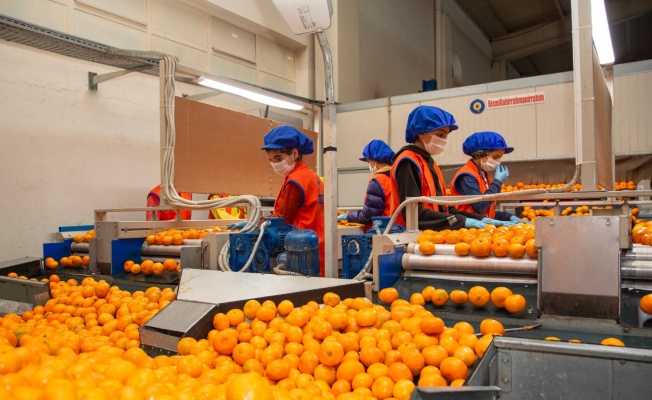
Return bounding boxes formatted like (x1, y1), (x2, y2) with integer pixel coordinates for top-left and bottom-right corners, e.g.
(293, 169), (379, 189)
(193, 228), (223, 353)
(207, 193), (247, 220)
(338, 140), (395, 231)
(146, 184), (192, 221)
(231, 125), (325, 276)
(450, 131), (529, 224)
(389, 105), (488, 231)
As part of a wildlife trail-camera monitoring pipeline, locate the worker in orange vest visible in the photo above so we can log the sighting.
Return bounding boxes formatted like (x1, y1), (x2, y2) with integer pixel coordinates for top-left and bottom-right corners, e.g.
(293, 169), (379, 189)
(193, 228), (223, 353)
(450, 131), (528, 225)
(146, 185), (192, 221)
(208, 194), (247, 220)
(389, 105), (487, 231)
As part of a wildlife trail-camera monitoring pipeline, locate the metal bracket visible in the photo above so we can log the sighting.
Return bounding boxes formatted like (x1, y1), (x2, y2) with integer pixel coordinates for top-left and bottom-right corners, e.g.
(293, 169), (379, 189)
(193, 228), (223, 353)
(88, 66), (150, 90)
(181, 90), (223, 101)
(497, 351), (512, 392)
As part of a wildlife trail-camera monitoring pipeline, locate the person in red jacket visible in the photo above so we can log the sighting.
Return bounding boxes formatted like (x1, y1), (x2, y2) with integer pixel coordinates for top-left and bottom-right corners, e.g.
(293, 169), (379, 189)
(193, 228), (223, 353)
(262, 125), (325, 276)
(450, 131), (528, 225)
(389, 105), (487, 231)
(339, 140), (395, 232)
(146, 185), (192, 221)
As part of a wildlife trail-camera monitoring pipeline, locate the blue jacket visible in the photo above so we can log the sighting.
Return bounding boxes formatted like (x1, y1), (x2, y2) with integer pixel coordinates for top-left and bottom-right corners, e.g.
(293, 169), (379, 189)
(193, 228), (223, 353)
(347, 168), (391, 226)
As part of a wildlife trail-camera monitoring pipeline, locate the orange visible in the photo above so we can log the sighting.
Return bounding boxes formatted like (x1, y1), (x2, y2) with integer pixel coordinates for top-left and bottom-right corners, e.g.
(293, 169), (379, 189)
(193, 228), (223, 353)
(277, 300), (294, 317)
(470, 237), (492, 257)
(352, 372), (374, 390)
(130, 264), (141, 274)
(508, 243), (526, 258)
(360, 347), (384, 367)
(454, 242), (470, 256)
(392, 379), (415, 399)
(490, 287), (513, 308)
(421, 286), (435, 302)
(492, 240), (510, 257)
(211, 330), (237, 355)
(453, 346), (476, 367)
(212, 313), (230, 331)
(420, 316), (445, 335)
(419, 241), (435, 255)
(387, 362), (413, 383)
(475, 334), (496, 358)
(409, 292), (425, 306)
(416, 232), (433, 244)
(372, 376), (395, 399)
(449, 290), (468, 305)
(225, 372), (272, 400)
(418, 373), (447, 387)
(468, 286), (490, 307)
(431, 289), (448, 306)
(177, 355), (204, 378)
(313, 364), (336, 385)
(356, 308), (378, 327)
(479, 319), (504, 336)
(639, 294), (652, 314)
(256, 306), (276, 322)
(336, 359), (365, 382)
(440, 356), (468, 381)
(226, 309), (245, 327)
(431, 233), (445, 244)
(298, 351), (319, 374)
(323, 292), (341, 307)
(422, 345), (448, 367)
(152, 262), (164, 275)
(317, 340), (344, 366)
(331, 379), (352, 396)
(444, 231), (462, 244)
(601, 337), (625, 347)
(504, 294), (526, 313)
(367, 362), (389, 380)
(243, 300), (262, 320)
(525, 239), (539, 258)
(265, 359), (291, 381)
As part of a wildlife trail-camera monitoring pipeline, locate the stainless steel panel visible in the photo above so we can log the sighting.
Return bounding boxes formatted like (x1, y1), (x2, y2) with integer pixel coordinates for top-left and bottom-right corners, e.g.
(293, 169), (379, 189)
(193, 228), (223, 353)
(371, 231), (420, 291)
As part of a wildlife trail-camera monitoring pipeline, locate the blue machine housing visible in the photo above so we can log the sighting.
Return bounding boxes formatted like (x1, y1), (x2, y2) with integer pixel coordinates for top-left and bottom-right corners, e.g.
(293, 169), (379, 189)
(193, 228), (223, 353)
(341, 217), (404, 279)
(283, 230), (320, 277)
(229, 218), (294, 273)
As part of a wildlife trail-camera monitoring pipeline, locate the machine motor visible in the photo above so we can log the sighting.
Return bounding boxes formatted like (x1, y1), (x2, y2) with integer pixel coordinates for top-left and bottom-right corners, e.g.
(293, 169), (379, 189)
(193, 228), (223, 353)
(277, 230), (320, 277)
(229, 218), (294, 273)
(342, 217), (404, 279)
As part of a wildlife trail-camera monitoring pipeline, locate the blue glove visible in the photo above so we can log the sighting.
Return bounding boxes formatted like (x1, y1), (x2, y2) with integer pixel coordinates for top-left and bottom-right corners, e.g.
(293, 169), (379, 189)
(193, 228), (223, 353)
(494, 164), (509, 182)
(337, 214), (348, 221)
(510, 215), (532, 224)
(227, 221), (247, 230)
(482, 217), (517, 227)
(464, 218), (487, 229)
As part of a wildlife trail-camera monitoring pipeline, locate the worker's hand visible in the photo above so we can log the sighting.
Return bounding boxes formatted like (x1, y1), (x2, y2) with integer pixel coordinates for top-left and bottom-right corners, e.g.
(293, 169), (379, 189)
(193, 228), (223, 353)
(482, 217), (517, 227)
(337, 213), (348, 221)
(464, 218), (487, 229)
(494, 164), (509, 182)
(227, 221), (247, 231)
(510, 215), (532, 224)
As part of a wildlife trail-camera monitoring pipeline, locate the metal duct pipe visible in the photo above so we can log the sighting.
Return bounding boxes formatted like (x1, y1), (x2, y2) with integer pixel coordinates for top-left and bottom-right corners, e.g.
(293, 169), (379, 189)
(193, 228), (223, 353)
(402, 253), (538, 275)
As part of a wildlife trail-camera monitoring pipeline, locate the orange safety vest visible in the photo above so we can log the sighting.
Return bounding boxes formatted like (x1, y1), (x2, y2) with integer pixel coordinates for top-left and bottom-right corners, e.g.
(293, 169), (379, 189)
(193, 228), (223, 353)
(375, 167), (394, 218)
(389, 149), (447, 227)
(208, 194), (247, 219)
(275, 161), (325, 276)
(450, 160), (496, 218)
(149, 186), (192, 220)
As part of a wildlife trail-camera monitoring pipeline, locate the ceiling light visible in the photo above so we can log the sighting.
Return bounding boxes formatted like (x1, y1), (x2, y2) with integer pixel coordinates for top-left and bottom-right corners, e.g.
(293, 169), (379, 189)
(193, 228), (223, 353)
(195, 76), (304, 111)
(591, 0), (614, 65)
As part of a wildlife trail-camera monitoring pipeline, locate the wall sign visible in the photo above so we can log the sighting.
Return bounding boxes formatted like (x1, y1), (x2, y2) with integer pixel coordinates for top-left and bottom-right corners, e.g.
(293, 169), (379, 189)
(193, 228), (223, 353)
(470, 99), (485, 114)
(487, 92), (545, 109)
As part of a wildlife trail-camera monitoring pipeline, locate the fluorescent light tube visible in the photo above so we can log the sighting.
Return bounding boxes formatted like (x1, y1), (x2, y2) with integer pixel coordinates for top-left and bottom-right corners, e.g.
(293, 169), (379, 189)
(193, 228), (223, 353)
(591, 0), (615, 65)
(196, 76), (304, 111)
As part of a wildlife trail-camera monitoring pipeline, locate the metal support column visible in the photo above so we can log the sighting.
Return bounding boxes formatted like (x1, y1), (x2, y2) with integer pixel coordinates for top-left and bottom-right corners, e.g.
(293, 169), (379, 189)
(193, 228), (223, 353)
(316, 31), (338, 278)
(159, 57), (168, 206)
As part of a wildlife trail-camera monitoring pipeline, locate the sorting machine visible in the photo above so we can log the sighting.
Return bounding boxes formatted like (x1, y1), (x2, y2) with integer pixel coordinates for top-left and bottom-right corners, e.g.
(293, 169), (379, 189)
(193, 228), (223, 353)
(372, 191), (652, 398)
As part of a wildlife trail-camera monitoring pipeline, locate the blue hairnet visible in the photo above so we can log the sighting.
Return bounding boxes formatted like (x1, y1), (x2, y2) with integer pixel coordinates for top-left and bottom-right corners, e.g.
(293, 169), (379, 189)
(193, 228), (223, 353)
(405, 105), (458, 143)
(261, 125), (314, 155)
(462, 131), (514, 155)
(359, 140), (395, 164)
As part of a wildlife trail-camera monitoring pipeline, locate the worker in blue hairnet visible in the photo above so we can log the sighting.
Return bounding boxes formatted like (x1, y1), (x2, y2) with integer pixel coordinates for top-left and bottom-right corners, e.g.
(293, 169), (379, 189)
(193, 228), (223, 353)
(450, 131), (529, 225)
(389, 105), (488, 231)
(339, 140), (395, 231)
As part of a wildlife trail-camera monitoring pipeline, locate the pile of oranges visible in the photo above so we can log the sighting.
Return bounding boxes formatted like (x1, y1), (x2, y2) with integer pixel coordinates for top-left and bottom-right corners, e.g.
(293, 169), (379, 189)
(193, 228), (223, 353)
(500, 180), (637, 193)
(48, 255), (89, 270)
(123, 259), (180, 275)
(145, 228), (224, 247)
(415, 224), (538, 260)
(72, 230), (95, 244)
(633, 219), (652, 247)
(0, 274), (635, 400)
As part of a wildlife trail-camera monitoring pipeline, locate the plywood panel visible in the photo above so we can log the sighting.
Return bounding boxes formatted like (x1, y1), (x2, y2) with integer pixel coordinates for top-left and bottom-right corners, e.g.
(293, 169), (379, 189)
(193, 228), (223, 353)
(337, 108), (391, 169)
(74, 10), (146, 50)
(76, 0), (145, 23)
(174, 97), (317, 196)
(1, 0), (67, 32)
(151, 0), (208, 47)
(210, 55), (256, 83)
(151, 35), (207, 71)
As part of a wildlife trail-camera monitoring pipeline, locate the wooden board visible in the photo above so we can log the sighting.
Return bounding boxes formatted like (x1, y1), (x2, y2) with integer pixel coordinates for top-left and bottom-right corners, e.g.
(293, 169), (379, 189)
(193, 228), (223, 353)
(174, 96), (318, 196)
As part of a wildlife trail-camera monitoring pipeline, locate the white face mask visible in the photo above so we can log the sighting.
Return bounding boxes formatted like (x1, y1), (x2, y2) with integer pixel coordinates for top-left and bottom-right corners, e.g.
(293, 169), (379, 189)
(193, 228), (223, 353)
(271, 156), (295, 177)
(421, 135), (448, 155)
(368, 162), (377, 174)
(481, 157), (500, 172)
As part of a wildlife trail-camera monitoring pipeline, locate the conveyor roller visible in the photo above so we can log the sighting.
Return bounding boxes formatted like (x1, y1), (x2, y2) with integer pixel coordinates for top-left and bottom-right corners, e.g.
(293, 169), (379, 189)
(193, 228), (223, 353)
(70, 242), (89, 253)
(141, 239), (203, 257)
(402, 253), (538, 276)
